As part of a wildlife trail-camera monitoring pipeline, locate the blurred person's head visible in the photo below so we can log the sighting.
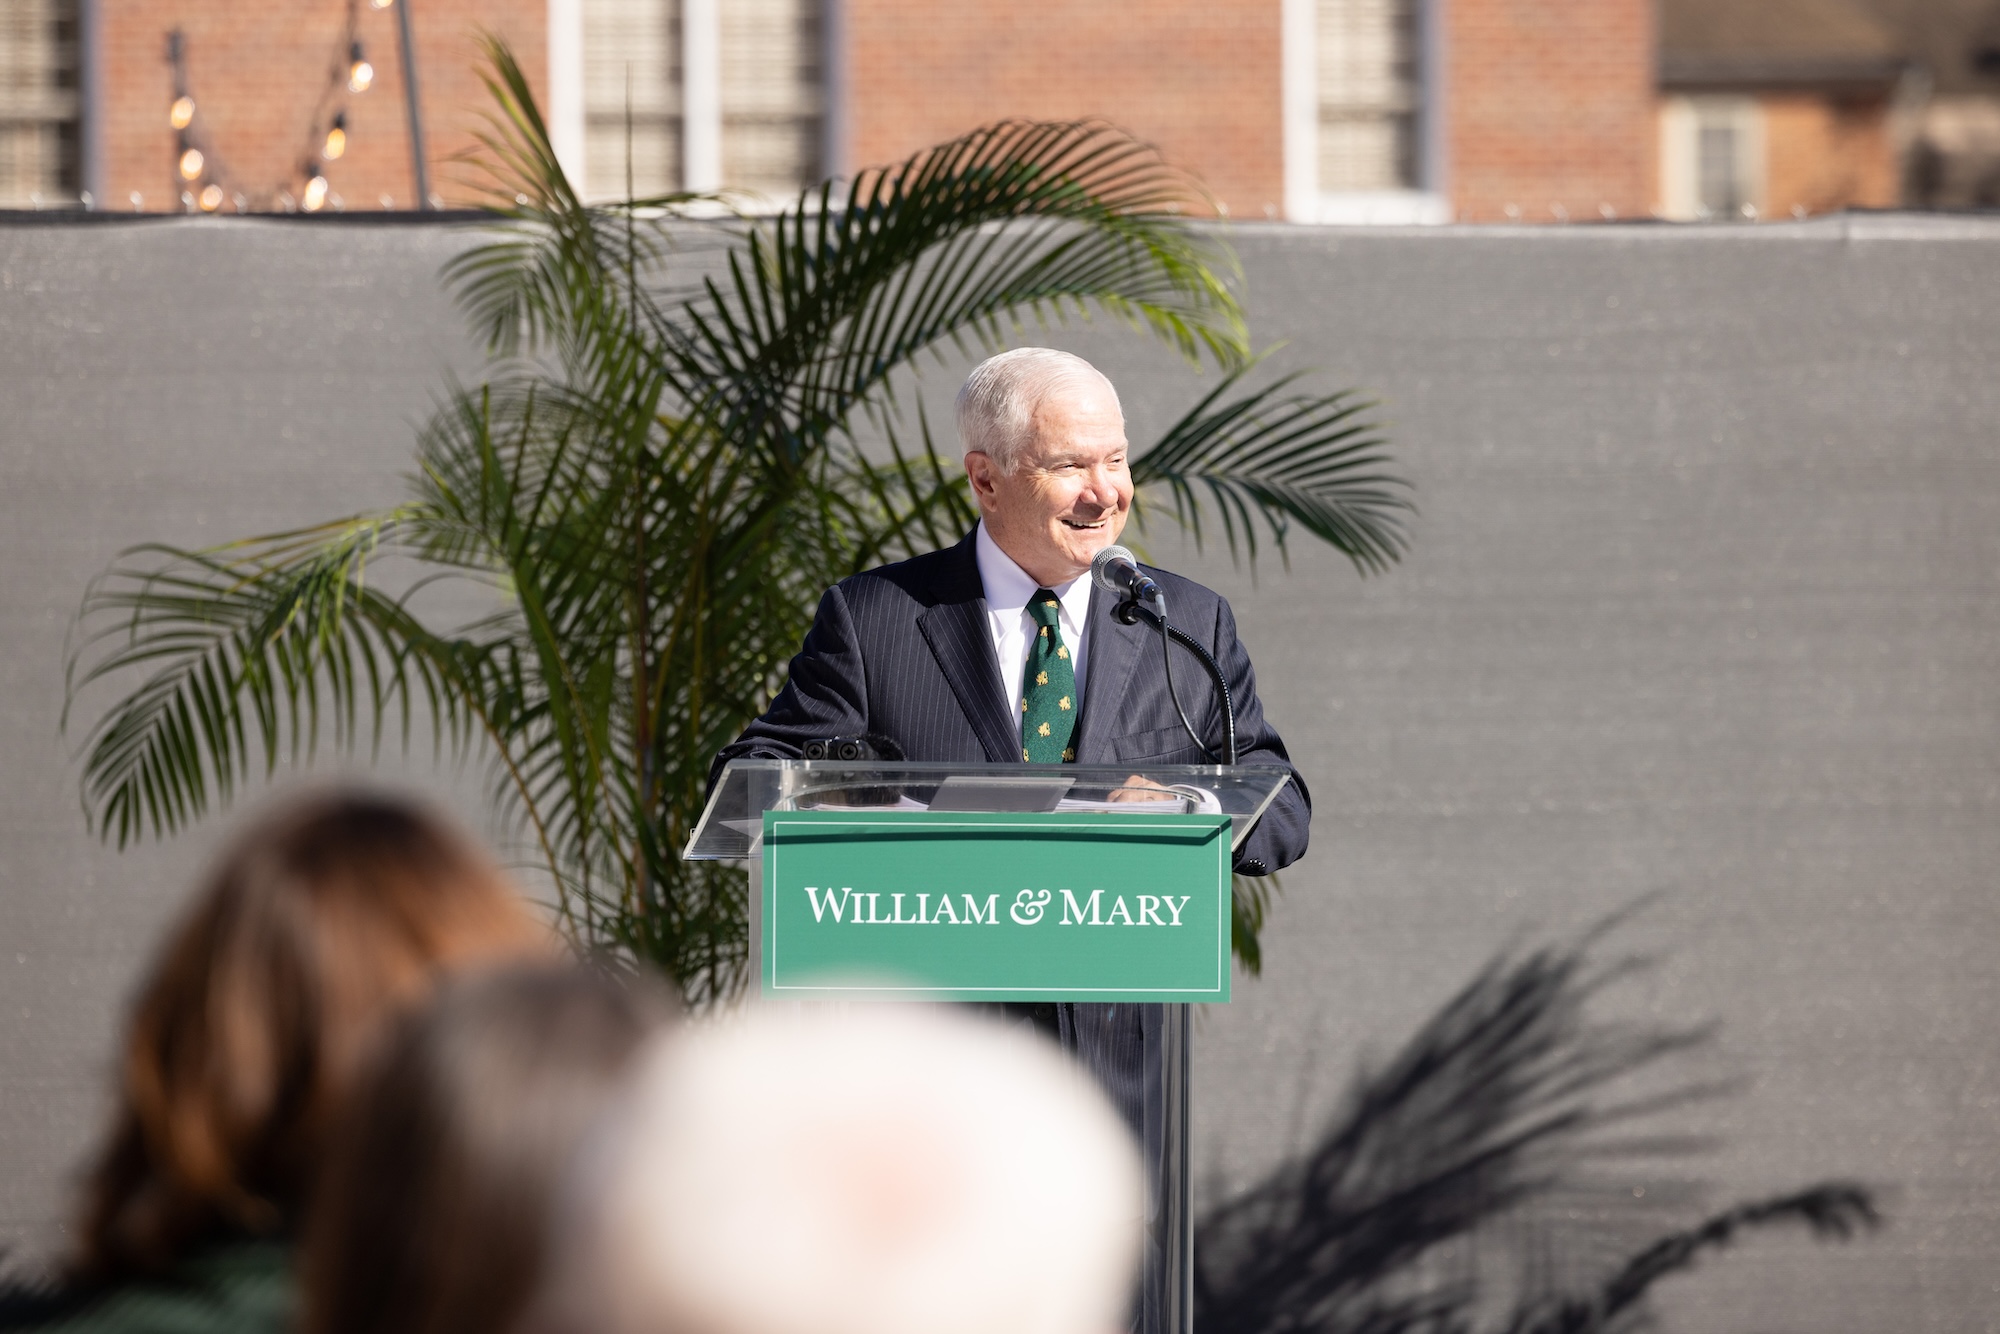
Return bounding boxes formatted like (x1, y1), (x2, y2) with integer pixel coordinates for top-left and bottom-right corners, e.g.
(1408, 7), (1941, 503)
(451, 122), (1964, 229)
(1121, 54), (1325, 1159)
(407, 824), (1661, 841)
(77, 791), (552, 1279)
(531, 1005), (1143, 1334)
(304, 962), (672, 1334)
(958, 348), (1131, 587)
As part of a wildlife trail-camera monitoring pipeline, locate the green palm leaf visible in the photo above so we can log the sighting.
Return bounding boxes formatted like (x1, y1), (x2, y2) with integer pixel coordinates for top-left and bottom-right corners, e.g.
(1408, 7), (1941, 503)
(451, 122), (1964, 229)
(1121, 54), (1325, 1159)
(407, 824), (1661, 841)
(64, 515), (490, 847)
(1132, 361), (1414, 573)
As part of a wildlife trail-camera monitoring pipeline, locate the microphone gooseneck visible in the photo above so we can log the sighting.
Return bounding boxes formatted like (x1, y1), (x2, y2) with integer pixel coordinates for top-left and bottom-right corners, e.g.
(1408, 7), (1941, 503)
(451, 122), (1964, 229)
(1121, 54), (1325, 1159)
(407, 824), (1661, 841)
(1097, 547), (1237, 766)
(1113, 599), (1238, 766)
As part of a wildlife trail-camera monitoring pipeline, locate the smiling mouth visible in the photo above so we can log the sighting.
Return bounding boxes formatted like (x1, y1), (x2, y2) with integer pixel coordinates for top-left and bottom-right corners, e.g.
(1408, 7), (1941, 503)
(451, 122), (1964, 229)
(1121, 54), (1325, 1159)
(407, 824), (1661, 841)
(1061, 518), (1107, 531)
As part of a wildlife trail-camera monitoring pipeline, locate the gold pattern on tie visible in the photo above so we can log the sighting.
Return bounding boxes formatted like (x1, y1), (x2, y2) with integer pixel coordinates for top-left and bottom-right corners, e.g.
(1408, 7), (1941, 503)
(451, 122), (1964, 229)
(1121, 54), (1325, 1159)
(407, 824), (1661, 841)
(1020, 590), (1079, 763)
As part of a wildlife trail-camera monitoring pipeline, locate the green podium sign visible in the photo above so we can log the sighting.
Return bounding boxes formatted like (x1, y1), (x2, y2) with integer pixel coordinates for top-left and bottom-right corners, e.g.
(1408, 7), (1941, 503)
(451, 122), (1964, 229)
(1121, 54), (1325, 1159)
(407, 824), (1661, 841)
(761, 809), (1232, 1001)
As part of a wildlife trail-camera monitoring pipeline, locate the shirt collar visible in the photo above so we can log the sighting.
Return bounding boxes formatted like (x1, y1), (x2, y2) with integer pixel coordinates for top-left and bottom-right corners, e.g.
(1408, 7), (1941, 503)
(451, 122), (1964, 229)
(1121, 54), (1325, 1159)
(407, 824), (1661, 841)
(974, 522), (1092, 625)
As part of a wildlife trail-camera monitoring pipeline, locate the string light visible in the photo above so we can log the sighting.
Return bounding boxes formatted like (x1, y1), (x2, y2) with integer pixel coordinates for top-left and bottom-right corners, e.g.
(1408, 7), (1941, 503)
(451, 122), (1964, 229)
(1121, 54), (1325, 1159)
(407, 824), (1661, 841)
(348, 42), (374, 94)
(162, 14), (378, 213)
(369, 0), (394, 8)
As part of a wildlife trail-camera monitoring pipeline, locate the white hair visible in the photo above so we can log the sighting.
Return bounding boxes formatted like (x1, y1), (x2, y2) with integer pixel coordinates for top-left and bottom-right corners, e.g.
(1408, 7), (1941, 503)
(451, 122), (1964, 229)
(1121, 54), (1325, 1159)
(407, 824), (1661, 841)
(956, 348), (1123, 472)
(533, 1006), (1143, 1334)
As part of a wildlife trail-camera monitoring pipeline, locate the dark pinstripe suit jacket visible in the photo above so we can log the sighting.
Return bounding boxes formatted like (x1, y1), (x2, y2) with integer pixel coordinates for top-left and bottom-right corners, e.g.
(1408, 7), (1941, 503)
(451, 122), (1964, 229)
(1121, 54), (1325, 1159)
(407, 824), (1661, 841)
(714, 531), (1311, 873)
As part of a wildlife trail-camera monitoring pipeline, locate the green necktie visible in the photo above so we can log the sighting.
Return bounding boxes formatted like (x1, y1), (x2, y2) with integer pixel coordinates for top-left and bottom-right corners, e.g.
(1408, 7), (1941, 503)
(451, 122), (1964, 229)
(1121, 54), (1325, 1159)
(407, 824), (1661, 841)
(1020, 589), (1079, 763)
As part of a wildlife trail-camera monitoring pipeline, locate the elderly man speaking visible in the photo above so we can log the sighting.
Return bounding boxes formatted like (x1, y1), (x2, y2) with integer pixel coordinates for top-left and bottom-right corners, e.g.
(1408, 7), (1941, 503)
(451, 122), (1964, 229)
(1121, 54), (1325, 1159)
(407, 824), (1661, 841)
(713, 347), (1311, 1180)
(716, 345), (1310, 868)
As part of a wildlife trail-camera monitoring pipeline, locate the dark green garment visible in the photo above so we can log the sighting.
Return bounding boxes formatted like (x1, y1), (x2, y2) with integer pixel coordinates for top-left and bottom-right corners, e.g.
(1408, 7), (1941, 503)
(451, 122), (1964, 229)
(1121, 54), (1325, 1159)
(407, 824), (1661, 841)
(0, 1241), (293, 1334)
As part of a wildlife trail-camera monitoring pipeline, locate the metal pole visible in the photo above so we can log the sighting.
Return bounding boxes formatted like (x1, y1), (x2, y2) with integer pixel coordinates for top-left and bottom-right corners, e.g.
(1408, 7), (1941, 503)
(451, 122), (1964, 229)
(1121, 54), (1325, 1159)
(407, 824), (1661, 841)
(1166, 1002), (1193, 1334)
(79, 0), (104, 206)
(165, 29), (185, 209)
(394, 0), (431, 208)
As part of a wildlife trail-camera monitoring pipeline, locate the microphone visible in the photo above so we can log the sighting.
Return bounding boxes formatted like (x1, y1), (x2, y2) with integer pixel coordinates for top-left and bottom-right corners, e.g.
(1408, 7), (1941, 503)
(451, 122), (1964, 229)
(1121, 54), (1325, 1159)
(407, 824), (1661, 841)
(1091, 545), (1161, 605)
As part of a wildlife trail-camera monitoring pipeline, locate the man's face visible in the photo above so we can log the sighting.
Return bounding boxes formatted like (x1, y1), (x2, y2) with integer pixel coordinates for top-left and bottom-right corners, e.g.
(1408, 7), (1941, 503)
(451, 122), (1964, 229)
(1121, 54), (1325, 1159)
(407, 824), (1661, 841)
(966, 380), (1132, 587)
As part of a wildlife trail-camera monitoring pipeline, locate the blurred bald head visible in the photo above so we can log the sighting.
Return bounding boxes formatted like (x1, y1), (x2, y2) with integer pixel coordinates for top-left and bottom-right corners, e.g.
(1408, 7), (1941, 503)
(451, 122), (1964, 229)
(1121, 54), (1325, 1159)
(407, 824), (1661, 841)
(533, 1006), (1143, 1334)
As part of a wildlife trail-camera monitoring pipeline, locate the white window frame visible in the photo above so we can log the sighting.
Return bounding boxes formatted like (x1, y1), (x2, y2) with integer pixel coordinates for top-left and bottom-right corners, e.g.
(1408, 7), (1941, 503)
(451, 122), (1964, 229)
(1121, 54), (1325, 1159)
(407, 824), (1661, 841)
(548, 0), (586, 185)
(680, 0), (721, 192)
(1283, 0), (1448, 224)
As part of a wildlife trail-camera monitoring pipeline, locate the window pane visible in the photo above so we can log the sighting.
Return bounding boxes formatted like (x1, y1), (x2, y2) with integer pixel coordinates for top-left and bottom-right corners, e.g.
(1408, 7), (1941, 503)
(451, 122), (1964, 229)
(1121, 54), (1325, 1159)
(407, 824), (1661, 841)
(1697, 122), (1740, 216)
(1317, 0), (1420, 192)
(584, 0), (684, 199)
(720, 0), (821, 202)
(0, 0), (79, 206)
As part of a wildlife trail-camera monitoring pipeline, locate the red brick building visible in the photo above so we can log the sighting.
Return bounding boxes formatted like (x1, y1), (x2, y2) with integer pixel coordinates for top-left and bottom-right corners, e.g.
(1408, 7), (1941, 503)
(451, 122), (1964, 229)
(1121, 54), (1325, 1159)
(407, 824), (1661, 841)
(1657, 0), (1906, 220)
(3, 0), (1672, 220)
(0, 0), (1918, 223)
(1445, 0), (1657, 221)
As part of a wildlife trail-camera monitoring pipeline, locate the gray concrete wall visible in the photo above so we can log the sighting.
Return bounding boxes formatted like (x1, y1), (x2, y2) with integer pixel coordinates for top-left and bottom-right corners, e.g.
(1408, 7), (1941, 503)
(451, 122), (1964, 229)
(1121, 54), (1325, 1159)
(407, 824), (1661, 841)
(3, 214), (1998, 1327)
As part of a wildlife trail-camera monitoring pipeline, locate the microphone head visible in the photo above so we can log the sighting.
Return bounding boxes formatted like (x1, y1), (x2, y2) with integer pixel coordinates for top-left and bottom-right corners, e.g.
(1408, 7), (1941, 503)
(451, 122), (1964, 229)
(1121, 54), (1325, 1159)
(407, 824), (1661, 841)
(1091, 545), (1139, 593)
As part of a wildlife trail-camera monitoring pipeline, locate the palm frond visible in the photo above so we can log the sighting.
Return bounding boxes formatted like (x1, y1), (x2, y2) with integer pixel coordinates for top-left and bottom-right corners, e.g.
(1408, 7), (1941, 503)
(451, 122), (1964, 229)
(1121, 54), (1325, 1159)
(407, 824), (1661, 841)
(63, 515), (493, 847)
(1133, 360), (1414, 574)
(671, 120), (1249, 451)
(818, 402), (979, 573)
(1230, 871), (1280, 976)
(445, 38), (708, 379)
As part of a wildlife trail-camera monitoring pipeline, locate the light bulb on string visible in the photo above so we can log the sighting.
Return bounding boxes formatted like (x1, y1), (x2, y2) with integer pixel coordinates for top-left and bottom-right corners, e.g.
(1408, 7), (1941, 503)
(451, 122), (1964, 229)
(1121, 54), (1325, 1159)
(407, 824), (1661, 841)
(348, 43), (374, 93)
(169, 95), (194, 130)
(178, 146), (204, 180)
(369, 0), (394, 8)
(303, 172), (329, 212)
(323, 112), (347, 160)
(198, 183), (224, 212)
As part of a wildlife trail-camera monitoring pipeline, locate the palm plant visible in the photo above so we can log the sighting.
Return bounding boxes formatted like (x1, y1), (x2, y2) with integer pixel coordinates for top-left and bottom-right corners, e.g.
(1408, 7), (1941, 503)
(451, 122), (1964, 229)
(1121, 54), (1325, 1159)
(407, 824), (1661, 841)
(64, 43), (1410, 1003)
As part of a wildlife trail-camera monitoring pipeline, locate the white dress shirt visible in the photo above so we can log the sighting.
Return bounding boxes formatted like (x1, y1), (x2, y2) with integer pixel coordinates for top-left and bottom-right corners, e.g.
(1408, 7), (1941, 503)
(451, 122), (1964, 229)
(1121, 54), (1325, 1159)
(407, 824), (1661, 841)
(974, 521), (1093, 726)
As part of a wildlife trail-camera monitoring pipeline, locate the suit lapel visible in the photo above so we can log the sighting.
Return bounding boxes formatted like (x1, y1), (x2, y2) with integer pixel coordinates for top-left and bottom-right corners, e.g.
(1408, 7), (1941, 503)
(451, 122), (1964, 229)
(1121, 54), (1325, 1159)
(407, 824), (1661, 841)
(916, 536), (1019, 763)
(1073, 585), (1148, 764)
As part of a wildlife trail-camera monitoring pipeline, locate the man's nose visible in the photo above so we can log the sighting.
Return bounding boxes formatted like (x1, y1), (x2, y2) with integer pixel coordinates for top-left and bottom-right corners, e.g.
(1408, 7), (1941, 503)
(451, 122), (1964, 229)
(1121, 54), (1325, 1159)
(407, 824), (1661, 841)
(1079, 463), (1121, 506)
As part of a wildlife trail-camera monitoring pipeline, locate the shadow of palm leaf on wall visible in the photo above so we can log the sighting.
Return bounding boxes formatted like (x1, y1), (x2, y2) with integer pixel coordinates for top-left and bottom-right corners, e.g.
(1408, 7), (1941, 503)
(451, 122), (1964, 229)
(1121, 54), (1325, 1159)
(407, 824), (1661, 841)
(1196, 917), (1879, 1334)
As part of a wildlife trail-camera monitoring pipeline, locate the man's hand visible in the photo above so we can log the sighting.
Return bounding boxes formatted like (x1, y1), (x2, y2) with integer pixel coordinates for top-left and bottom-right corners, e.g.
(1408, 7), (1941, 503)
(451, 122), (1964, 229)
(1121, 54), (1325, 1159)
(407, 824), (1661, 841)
(1106, 774), (1174, 802)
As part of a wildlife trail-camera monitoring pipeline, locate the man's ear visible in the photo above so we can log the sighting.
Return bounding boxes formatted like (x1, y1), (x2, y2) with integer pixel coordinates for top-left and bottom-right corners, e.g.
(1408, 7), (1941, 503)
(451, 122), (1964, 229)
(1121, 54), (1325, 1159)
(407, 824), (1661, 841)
(964, 452), (1000, 511)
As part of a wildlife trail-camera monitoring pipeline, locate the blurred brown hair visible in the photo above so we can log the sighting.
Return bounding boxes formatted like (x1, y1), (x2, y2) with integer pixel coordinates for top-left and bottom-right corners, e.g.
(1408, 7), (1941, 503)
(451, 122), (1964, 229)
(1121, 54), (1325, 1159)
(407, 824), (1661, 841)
(77, 791), (552, 1280)
(303, 962), (672, 1334)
